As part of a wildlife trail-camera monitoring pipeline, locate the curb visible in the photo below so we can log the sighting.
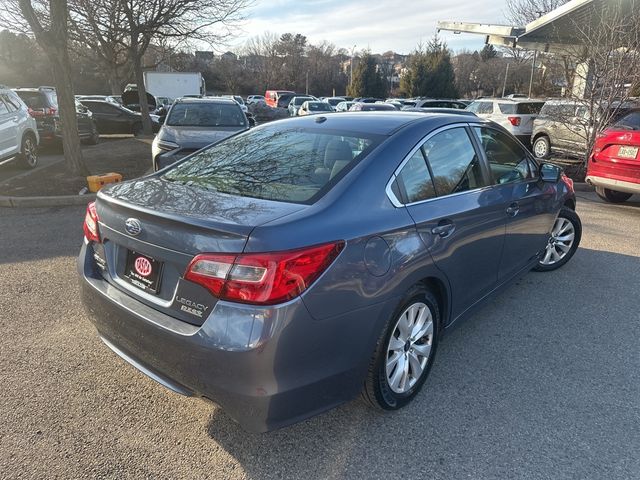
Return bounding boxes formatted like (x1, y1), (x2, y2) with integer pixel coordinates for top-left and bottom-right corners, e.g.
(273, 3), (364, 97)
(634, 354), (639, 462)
(0, 193), (96, 208)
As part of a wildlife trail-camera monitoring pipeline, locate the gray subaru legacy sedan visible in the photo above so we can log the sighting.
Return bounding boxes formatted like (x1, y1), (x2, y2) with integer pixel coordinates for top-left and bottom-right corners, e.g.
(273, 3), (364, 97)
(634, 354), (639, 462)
(79, 112), (581, 432)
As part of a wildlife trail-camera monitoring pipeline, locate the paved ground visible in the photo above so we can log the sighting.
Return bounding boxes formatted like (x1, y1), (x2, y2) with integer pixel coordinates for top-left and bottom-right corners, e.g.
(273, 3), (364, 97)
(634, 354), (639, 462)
(0, 191), (638, 480)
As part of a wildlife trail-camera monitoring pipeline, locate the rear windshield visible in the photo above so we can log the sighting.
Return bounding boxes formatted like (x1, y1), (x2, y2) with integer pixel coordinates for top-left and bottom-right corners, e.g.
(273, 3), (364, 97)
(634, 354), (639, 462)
(308, 102), (331, 111)
(16, 91), (52, 110)
(613, 110), (640, 130)
(167, 102), (246, 127)
(162, 127), (383, 204)
(293, 97), (311, 105)
(498, 102), (544, 114)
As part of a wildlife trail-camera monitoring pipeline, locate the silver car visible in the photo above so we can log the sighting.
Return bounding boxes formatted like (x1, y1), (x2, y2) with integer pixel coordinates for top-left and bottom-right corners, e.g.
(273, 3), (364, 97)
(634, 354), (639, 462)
(0, 86), (39, 169)
(152, 97), (248, 171)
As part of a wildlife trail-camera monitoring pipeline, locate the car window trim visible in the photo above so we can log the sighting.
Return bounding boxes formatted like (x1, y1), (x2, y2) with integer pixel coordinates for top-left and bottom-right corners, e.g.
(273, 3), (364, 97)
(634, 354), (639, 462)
(386, 122), (492, 208)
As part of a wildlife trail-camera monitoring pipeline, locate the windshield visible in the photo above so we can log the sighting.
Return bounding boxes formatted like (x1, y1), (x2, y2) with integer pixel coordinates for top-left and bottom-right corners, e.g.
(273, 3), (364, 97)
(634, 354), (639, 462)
(327, 98), (343, 106)
(162, 127), (382, 204)
(167, 102), (246, 127)
(293, 97), (311, 106)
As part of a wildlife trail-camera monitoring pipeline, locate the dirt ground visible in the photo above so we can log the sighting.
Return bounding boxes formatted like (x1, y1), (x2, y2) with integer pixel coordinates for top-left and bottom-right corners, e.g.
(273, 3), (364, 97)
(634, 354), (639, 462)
(1, 137), (153, 197)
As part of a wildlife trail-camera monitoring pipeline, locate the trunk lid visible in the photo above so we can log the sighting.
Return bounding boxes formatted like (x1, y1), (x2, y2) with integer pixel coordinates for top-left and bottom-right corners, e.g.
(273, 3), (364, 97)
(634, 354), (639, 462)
(93, 177), (305, 324)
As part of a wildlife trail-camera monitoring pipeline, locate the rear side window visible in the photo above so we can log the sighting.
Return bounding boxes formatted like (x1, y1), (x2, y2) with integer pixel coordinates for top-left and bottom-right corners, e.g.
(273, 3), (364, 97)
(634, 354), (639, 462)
(162, 128), (382, 204)
(396, 150), (436, 203)
(473, 127), (534, 184)
(422, 127), (487, 195)
(0, 98), (9, 115)
(498, 103), (544, 114)
(1, 94), (19, 112)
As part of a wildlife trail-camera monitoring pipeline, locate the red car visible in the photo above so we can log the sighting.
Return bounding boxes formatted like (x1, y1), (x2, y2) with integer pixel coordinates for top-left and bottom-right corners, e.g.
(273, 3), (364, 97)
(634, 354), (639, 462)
(587, 109), (640, 203)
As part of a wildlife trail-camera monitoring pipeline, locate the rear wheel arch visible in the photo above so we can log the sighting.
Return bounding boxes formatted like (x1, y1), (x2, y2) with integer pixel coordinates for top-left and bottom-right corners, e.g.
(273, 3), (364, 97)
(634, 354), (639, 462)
(564, 198), (576, 210)
(21, 129), (37, 150)
(419, 276), (449, 332)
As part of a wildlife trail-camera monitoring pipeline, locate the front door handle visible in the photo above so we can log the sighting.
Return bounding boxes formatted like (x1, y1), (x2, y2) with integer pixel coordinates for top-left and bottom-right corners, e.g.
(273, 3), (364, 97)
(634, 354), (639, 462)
(506, 202), (520, 217)
(431, 221), (455, 238)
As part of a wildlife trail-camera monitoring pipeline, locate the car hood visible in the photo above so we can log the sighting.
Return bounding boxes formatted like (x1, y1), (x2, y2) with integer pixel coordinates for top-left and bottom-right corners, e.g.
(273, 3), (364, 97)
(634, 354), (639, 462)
(159, 125), (247, 149)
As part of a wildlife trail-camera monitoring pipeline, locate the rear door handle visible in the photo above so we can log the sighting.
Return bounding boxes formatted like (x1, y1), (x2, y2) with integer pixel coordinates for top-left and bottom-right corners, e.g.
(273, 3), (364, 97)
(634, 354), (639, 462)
(506, 203), (520, 217)
(431, 221), (455, 238)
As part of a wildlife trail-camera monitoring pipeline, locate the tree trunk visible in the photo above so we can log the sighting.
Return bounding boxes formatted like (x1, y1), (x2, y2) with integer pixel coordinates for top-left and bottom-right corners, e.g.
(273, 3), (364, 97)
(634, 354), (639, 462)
(107, 69), (121, 95)
(52, 48), (88, 176)
(130, 44), (153, 135)
(19, 0), (88, 176)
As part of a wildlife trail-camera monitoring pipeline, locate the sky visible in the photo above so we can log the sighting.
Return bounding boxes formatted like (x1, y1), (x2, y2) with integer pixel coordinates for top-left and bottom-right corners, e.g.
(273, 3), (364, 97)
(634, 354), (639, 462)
(229, 0), (512, 54)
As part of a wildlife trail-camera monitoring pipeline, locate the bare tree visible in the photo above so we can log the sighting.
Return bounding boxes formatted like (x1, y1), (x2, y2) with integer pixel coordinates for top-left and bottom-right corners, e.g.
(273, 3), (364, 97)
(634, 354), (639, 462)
(67, 0), (131, 94)
(114, 0), (249, 134)
(549, 0), (640, 165)
(505, 0), (569, 25)
(7, 0), (88, 175)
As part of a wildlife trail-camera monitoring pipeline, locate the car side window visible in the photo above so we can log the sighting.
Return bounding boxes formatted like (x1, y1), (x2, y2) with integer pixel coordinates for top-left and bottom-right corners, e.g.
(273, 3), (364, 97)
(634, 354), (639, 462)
(476, 102), (494, 114)
(0, 97), (9, 115)
(422, 127), (487, 196)
(473, 127), (534, 184)
(1, 94), (19, 112)
(395, 149), (436, 203)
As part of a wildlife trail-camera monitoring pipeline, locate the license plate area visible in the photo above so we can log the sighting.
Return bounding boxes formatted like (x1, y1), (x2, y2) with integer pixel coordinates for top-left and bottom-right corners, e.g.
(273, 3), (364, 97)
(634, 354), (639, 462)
(123, 250), (163, 294)
(618, 145), (638, 159)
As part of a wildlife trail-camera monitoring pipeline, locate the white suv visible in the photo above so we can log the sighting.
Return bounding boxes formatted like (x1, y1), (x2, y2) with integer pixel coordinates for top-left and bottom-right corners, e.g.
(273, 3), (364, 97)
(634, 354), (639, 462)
(0, 86), (39, 168)
(466, 98), (545, 147)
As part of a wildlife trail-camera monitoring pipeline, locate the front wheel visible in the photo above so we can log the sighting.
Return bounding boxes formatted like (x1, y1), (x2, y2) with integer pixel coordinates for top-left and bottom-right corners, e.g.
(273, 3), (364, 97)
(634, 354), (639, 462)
(534, 207), (582, 272)
(595, 187), (632, 203)
(363, 286), (439, 410)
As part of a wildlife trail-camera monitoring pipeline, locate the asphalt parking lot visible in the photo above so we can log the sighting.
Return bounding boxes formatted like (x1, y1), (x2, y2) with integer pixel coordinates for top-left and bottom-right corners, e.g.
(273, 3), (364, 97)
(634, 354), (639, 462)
(0, 191), (638, 480)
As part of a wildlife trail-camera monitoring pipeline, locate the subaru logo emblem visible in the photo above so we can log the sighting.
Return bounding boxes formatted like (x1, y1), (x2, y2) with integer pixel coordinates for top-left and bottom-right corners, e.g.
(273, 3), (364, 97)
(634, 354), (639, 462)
(125, 218), (142, 236)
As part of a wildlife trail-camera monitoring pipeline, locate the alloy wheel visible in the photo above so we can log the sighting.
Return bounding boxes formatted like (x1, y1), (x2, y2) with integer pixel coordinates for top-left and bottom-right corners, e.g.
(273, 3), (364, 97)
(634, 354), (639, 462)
(24, 138), (37, 167)
(386, 302), (434, 394)
(540, 217), (575, 265)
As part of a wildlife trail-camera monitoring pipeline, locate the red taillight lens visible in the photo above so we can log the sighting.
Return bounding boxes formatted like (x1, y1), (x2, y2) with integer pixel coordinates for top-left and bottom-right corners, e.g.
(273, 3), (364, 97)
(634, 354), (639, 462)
(83, 201), (100, 243)
(28, 107), (43, 117)
(508, 116), (521, 126)
(185, 241), (345, 305)
(561, 173), (574, 192)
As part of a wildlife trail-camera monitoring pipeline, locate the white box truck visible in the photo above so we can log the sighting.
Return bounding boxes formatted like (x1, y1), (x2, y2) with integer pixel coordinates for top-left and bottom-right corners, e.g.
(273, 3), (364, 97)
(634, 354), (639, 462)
(143, 72), (205, 100)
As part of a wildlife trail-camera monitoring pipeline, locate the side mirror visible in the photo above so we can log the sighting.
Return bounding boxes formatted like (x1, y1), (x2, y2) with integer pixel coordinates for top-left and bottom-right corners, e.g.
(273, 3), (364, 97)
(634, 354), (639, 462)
(540, 163), (561, 183)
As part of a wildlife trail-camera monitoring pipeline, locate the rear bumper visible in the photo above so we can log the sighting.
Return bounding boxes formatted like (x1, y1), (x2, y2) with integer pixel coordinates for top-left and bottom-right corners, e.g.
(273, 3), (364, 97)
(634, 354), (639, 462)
(78, 242), (386, 432)
(586, 175), (640, 195)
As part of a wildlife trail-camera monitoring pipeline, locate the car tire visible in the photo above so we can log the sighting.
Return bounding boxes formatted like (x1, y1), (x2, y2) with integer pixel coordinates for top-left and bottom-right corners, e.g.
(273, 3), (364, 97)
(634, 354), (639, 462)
(363, 285), (439, 410)
(132, 122), (143, 136)
(595, 187), (632, 203)
(534, 207), (582, 272)
(533, 135), (551, 159)
(19, 133), (38, 169)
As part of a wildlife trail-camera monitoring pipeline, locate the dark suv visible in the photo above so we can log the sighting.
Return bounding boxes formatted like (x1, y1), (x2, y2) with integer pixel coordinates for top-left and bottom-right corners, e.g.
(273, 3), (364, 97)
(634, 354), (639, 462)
(13, 87), (98, 145)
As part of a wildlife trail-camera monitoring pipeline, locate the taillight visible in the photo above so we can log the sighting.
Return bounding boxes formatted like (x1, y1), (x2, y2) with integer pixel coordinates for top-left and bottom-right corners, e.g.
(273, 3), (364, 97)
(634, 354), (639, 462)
(45, 106), (57, 116)
(185, 241), (345, 305)
(83, 201), (100, 243)
(507, 116), (521, 126)
(561, 173), (574, 192)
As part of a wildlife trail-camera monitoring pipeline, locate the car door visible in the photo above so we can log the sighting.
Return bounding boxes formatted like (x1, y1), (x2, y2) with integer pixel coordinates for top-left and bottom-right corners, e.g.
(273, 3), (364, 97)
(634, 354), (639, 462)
(103, 104), (131, 133)
(395, 124), (507, 320)
(0, 95), (17, 158)
(471, 126), (556, 281)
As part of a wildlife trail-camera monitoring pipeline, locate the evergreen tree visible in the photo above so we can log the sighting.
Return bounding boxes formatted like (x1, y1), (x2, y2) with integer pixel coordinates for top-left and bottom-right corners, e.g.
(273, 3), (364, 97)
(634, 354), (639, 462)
(401, 36), (458, 98)
(347, 52), (387, 98)
(480, 44), (498, 62)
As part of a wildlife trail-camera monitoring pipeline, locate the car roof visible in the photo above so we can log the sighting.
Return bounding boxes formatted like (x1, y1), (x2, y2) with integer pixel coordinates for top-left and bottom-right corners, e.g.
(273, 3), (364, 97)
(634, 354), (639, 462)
(264, 111), (487, 136)
(474, 97), (545, 103)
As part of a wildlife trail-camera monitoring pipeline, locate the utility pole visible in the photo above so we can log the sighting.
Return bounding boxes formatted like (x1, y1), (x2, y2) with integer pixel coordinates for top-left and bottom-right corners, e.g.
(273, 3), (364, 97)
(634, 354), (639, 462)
(350, 45), (356, 87)
(502, 63), (510, 97)
(528, 50), (538, 98)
